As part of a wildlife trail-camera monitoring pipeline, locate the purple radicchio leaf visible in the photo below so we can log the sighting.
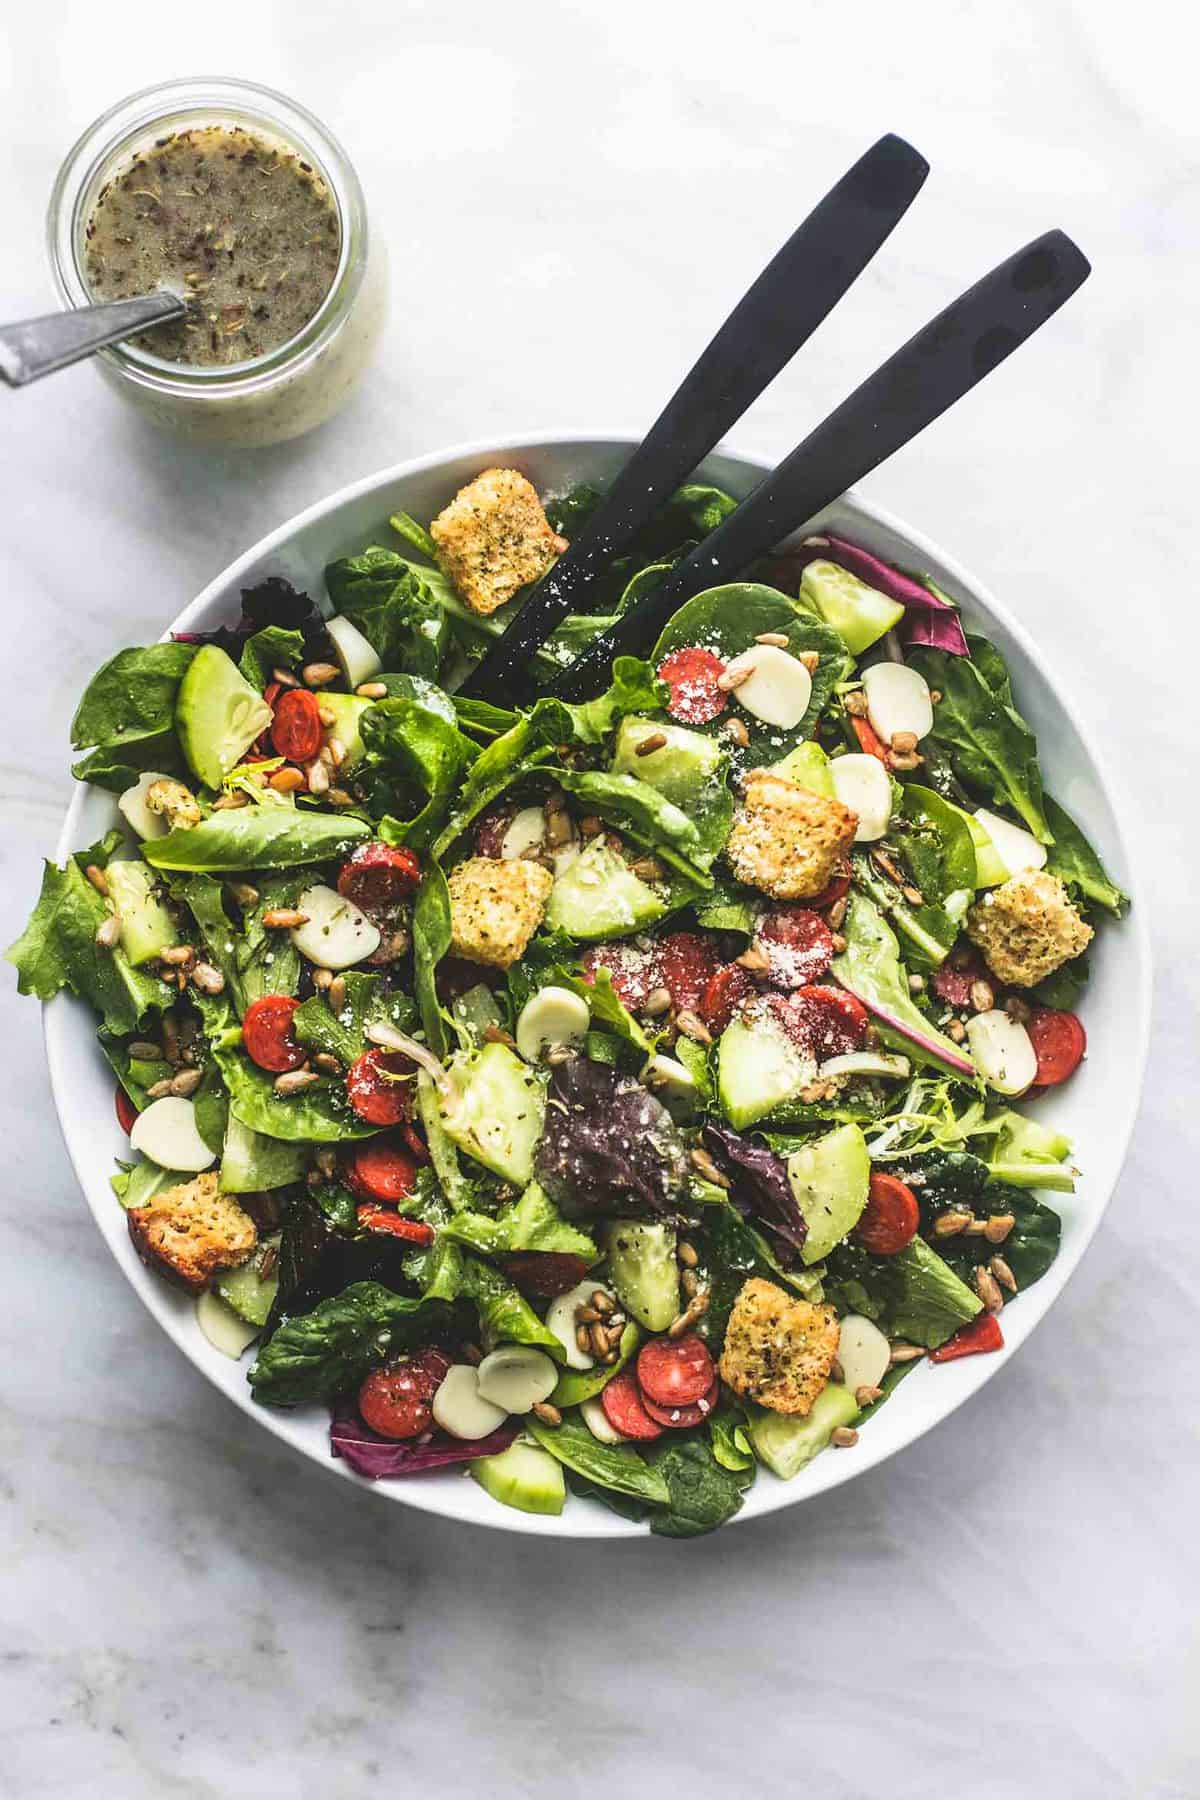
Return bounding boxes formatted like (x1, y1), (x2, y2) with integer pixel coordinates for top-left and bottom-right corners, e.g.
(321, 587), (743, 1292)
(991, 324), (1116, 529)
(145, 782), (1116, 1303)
(330, 1398), (518, 1479)
(173, 576), (333, 660)
(799, 533), (971, 659)
(535, 1056), (689, 1222)
(702, 1123), (807, 1266)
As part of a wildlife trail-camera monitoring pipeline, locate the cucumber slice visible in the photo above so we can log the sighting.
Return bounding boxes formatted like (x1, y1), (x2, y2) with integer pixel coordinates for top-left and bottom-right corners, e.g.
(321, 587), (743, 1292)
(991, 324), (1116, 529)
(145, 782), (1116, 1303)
(216, 1235), (281, 1327)
(219, 1115), (305, 1193)
(610, 716), (722, 807)
(469, 1439), (566, 1516)
(176, 645), (273, 789)
(325, 614), (382, 689)
(799, 560), (904, 655)
(545, 841), (666, 940)
(717, 1012), (814, 1130)
(747, 1383), (860, 1479)
(440, 1041), (546, 1187)
(786, 1124), (871, 1265)
(105, 860), (179, 967)
(606, 1221), (679, 1331)
(319, 692), (373, 773)
(770, 739), (835, 797)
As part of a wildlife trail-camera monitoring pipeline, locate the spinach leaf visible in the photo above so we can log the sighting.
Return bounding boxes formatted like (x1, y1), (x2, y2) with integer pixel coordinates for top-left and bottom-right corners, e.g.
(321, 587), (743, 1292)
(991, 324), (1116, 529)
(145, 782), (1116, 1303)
(293, 971), (415, 1067)
(529, 655), (667, 747)
(144, 809), (369, 873)
(238, 626), (304, 692)
(909, 646), (1050, 843)
(359, 683), (474, 850)
(439, 1181), (598, 1261)
(824, 1236), (981, 1348)
(324, 547), (454, 678)
(1034, 957), (1089, 1011)
(452, 694), (519, 743)
(196, 995), (374, 1143)
(192, 1061), (229, 1156)
(249, 1282), (451, 1405)
(543, 483), (604, 538)
(654, 585), (849, 757)
(7, 854), (170, 1034)
(924, 1186), (1062, 1290)
(234, 873), (309, 1008)
(69, 643), (197, 790)
(1044, 795), (1128, 917)
(691, 877), (757, 937)
(411, 860), (452, 1056)
(432, 718), (557, 857)
(526, 1414), (671, 1506)
(897, 784), (978, 907)
(832, 892), (978, 1074)
(172, 875), (246, 1008)
(692, 1200), (821, 1352)
(707, 1398), (755, 1473)
(557, 769), (713, 883)
(646, 1436), (752, 1538)
(668, 483), (740, 536)
(851, 853), (960, 970)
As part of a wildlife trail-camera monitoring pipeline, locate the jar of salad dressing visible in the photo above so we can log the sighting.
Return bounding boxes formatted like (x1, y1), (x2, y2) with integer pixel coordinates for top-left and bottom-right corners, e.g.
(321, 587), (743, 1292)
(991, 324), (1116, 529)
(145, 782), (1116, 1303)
(47, 79), (385, 447)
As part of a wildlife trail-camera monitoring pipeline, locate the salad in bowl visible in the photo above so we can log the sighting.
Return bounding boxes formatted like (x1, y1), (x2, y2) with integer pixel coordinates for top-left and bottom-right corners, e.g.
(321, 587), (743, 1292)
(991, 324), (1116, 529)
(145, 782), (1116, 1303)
(10, 461), (1129, 1536)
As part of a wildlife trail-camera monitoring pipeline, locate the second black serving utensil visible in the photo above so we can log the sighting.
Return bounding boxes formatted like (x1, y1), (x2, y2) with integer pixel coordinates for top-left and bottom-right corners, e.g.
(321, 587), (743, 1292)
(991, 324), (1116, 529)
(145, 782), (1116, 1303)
(459, 133), (929, 704)
(551, 229), (1090, 701)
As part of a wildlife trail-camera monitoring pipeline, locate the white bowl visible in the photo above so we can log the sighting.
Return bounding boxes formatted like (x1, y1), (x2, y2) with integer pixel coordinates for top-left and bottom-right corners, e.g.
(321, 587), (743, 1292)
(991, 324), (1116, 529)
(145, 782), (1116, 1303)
(43, 433), (1151, 1537)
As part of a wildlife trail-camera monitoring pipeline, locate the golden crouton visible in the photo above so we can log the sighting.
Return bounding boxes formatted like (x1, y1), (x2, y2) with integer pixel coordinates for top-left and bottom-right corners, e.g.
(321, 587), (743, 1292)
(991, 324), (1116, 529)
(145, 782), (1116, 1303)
(966, 869), (1093, 988)
(429, 468), (567, 617)
(146, 777), (201, 832)
(448, 856), (553, 970)
(725, 771), (857, 900)
(719, 1276), (839, 1416)
(127, 1172), (257, 1296)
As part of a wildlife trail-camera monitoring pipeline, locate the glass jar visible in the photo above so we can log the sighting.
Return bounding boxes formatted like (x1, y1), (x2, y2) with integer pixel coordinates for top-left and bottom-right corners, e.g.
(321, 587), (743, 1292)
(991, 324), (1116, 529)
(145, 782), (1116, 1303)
(47, 77), (386, 448)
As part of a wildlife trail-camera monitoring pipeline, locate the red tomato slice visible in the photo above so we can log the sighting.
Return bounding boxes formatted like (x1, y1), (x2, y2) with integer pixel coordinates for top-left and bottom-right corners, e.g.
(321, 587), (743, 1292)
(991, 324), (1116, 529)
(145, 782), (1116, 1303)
(637, 1333), (715, 1407)
(773, 985), (869, 1059)
(356, 1205), (435, 1245)
(343, 1138), (418, 1202)
(699, 963), (757, 1033)
(929, 1313), (1005, 1362)
(270, 687), (323, 763)
(758, 907), (836, 989)
(498, 1252), (591, 1298)
(657, 647), (728, 724)
(337, 842), (421, 914)
(600, 1367), (664, 1441)
(346, 1048), (415, 1126)
(657, 931), (720, 1013)
(242, 994), (306, 1073)
(580, 940), (661, 1010)
(640, 1375), (721, 1429)
(1026, 1007), (1086, 1086)
(115, 1085), (138, 1136)
(851, 714), (889, 763)
(854, 1171), (920, 1256)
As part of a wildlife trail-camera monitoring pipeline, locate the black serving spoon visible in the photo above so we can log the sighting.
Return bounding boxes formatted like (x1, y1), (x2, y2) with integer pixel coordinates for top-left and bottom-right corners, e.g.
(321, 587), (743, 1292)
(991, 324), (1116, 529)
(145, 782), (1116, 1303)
(459, 133), (929, 704)
(550, 229), (1090, 702)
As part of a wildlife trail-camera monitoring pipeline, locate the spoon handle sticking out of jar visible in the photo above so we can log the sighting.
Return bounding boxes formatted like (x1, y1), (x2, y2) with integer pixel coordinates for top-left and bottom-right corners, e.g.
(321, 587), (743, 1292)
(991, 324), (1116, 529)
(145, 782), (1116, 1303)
(0, 291), (187, 387)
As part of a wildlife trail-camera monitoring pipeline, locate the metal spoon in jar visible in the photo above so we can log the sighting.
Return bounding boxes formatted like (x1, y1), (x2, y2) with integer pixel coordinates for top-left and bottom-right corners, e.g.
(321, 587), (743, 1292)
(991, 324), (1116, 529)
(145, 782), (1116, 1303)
(0, 291), (186, 386)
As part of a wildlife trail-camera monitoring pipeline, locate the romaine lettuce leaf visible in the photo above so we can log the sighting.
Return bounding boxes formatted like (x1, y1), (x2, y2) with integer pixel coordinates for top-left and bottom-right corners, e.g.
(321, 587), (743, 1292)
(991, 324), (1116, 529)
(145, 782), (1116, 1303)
(144, 808), (370, 873)
(832, 893), (976, 1075)
(7, 851), (170, 1033)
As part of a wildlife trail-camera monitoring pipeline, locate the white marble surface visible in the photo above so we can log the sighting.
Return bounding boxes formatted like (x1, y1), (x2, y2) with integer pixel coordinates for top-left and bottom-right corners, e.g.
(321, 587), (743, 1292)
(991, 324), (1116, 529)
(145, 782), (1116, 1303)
(1, 2), (1196, 1794)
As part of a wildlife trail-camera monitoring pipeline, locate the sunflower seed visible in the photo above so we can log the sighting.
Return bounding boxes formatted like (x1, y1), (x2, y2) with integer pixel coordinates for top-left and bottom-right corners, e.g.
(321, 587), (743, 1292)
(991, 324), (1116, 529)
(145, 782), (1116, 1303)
(274, 1068), (319, 1095)
(262, 908), (308, 929)
(754, 631), (789, 647)
(228, 882), (260, 907)
(983, 1213), (1016, 1244)
(831, 1426), (859, 1447)
(84, 864), (109, 896)
(635, 731), (668, 756)
(889, 1343), (924, 1365)
(301, 661), (340, 688)
(169, 1068), (202, 1097)
(973, 1265), (1005, 1312)
(989, 1254), (1018, 1293)
(532, 1401), (562, 1427)
(312, 1053), (342, 1077)
(355, 681), (388, 699)
(643, 986), (672, 1017)
(190, 962), (225, 995)
(675, 1009), (712, 1046)
(689, 1146), (730, 1188)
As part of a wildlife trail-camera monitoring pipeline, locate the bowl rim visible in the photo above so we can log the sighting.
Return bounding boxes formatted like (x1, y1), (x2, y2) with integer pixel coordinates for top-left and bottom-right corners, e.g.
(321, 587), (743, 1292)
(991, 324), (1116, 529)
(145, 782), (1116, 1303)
(42, 429), (1153, 1538)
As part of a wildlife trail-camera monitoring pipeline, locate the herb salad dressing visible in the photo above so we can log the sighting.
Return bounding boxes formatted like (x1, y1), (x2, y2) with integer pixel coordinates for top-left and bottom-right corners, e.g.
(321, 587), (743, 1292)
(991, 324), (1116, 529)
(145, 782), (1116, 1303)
(83, 124), (341, 366)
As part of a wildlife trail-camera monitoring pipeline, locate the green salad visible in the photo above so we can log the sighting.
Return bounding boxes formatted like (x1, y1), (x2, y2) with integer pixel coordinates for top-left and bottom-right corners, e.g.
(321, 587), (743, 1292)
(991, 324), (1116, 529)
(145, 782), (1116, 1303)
(9, 467), (1128, 1534)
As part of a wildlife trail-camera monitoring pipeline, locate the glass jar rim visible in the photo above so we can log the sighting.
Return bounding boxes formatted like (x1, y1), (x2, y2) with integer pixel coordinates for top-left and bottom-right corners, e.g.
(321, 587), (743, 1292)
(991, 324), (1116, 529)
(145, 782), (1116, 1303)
(46, 76), (368, 396)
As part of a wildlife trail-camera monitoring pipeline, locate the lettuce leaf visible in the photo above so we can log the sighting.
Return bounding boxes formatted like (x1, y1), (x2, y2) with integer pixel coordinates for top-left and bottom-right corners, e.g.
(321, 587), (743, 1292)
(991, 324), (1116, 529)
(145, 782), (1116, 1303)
(324, 547), (455, 679)
(439, 1181), (598, 1262)
(293, 971), (416, 1067)
(359, 681), (475, 850)
(832, 893), (976, 1076)
(144, 808), (370, 873)
(249, 1282), (453, 1405)
(7, 851), (170, 1033)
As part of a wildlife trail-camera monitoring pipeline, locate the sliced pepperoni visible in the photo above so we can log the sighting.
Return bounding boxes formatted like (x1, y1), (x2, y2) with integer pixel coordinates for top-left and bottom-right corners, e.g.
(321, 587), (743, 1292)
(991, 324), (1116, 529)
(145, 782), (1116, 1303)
(270, 686), (323, 763)
(699, 962), (758, 1034)
(637, 1333), (715, 1407)
(498, 1252), (591, 1298)
(262, 680), (283, 710)
(343, 1137), (419, 1202)
(435, 956), (504, 1002)
(242, 994), (306, 1073)
(928, 1313), (1004, 1362)
(1026, 1008), (1086, 1086)
(346, 1048), (415, 1126)
(808, 863), (852, 911)
(657, 646), (728, 724)
(400, 1121), (430, 1164)
(115, 1085), (138, 1136)
(854, 1171), (920, 1255)
(358, 1347), (451, 1439)
(772, 986), (869, 1059)
(356, 1205), (435, 1245)
(580, 940), (661, 1010)
(600, 1367), (664, 1441)
(657, 931), (720, 1013)
(758, 908), (836, 989)
(640, 1375), (721, 1429)
(337, 842), (421, 914)
(930, 952), (987, 1009)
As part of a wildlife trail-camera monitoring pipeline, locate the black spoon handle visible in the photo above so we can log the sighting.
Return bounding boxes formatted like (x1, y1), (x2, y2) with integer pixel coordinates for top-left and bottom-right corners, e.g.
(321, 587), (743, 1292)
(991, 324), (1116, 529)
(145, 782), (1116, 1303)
(552, 229), (1090, 701)
(459, 133), (929, 703)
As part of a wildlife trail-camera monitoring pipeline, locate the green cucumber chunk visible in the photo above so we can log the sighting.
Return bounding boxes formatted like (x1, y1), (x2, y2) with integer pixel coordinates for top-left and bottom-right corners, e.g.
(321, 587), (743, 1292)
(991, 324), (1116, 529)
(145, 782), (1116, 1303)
(545, 841), (666, 940)
(606, 1221), (680, 1331)
(786, 1124), (871, 1265)
(105, 861), (179, 967)
(798, 560), (905, 655)
(216, 1236), (280, 1327)
(440, 1041), (546, 1187)
(318, 692), (372, 773)
(470, 1439), (566, 1516)
(610, 716), (722, 806)
(747, 1383), (860, 1479)
(176, 644), (273, 789)
(717, 1012), (813, 1130)
(769, 739), (835, 797)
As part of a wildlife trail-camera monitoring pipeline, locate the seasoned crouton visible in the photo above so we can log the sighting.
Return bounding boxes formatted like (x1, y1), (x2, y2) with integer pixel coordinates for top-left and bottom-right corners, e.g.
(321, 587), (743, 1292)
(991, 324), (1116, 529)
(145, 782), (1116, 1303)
(966, 869), (1093, 988)
(430, 468), (567, 617)
(448, 856), (553, 970)
(725, 771), (857, 900)
(146, 777), (201, 832)
(127, 1172), (256, 1296)
(719, 1276), (840, 1416)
